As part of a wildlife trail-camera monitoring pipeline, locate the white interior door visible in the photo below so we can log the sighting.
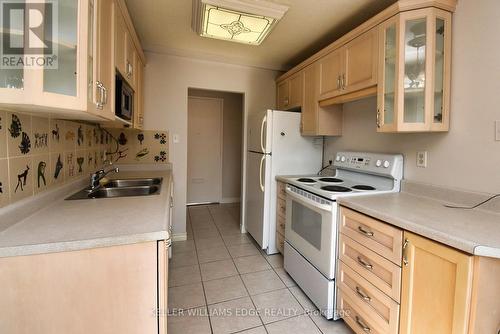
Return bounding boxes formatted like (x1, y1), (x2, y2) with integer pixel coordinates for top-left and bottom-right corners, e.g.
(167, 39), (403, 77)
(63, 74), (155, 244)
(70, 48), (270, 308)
(187, 97), (223, 204)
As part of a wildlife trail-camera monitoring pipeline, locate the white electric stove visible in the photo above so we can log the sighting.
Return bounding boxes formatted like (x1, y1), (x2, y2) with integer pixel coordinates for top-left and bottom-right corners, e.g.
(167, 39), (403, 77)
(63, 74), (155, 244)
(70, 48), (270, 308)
(282, 151), (404, 320)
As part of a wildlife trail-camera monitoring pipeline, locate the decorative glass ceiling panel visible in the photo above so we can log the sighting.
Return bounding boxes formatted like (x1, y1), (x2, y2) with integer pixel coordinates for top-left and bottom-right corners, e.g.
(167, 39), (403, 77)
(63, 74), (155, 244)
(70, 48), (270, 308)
(201, 4), (275, 45)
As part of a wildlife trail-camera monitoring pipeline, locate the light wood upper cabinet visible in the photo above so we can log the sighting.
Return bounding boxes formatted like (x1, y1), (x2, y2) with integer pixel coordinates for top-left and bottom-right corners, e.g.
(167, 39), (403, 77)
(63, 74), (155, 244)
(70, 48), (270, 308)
(0, 0), (114, 120)
(114, 5), (128, 77)
(277, 80), (290, 110)
(400, 231), (473, 334)
(301, 63), (342, 136)
(377, 8), (452, 132)
(276, 72), (303, 110)
(318, 48), (344, 99)
(344, 27), (378, 94)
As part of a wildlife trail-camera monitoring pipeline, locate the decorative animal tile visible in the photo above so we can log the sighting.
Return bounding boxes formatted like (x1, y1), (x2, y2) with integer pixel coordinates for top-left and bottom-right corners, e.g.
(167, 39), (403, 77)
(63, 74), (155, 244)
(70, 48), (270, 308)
(32, 154), (51, 194)
(76, 124), (85, 148)
(64, 121), (77, 151)
(75, 150), (86, 177)
(50, 152), (65, 186)
(31, 116), (50, 155)
(8, 156), (33, 203)
(49, 119), (65, 152)
(64, 151), (76, 180)
(0, 111), (7, 159)
(0, 158), (9, 208)
(7, 112), (32, 158)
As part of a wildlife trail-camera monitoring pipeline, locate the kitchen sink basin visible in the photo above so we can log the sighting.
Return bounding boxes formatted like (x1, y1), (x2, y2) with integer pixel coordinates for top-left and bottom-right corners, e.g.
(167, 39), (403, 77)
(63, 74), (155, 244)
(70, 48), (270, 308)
(88, 185), (160, 198)
(66, 178), (163, 200)
(103, 178), (163, 188)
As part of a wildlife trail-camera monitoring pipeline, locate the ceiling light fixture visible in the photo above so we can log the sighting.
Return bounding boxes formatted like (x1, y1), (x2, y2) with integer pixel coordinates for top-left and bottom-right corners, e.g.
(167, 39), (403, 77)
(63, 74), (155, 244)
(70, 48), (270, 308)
(192, 0), (289, 45)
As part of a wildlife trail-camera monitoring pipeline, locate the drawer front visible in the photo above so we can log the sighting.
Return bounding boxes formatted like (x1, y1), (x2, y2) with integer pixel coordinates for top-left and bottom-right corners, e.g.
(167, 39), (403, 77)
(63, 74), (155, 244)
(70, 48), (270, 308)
(338, 261), (400, 333)
(277, 182), (287, 200)
(338, 289), (385, 334)
(277, 198), (286, 218)
(339, 234), (401, 302)
(276, 214), (286, 236)
(276, 232), (285, 254)
(340, 207), (403, 265)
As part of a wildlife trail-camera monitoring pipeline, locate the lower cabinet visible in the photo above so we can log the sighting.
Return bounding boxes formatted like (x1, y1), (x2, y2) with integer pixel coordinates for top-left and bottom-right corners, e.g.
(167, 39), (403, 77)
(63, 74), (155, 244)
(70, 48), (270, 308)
(400, 231), (473, 334)
(0, 241), (169, 334)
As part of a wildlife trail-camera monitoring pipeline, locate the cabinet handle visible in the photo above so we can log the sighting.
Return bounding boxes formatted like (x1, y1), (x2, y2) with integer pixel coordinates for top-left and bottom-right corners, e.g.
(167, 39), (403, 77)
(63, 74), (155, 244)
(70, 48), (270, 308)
(376, 109), (381, 128)
(355, 316), (371, 333)
(355, 286), (372, 302)
(102, 84), (107, 105)
(165, 238), (172, 249)
(342, 73), (346, 89)
(403, 238), (409, 266)
(95, 81), (104, 110)
(284, 98), (289, 106)
(358, 225), (374, 237)
(337, 76), (341, 90)
(126, 61), (133, 78)
(357, 256), (373, 270)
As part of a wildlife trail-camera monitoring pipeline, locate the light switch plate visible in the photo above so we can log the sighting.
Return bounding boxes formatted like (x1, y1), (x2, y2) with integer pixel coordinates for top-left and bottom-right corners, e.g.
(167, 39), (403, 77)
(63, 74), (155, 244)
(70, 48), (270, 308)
(496, 120), (500, 141)
(416, 151), (428, 168)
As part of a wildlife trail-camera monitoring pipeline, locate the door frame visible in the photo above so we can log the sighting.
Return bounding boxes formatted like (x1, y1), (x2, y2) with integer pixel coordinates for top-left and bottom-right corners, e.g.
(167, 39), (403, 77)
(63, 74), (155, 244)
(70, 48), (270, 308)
(187, 96), (224, 205)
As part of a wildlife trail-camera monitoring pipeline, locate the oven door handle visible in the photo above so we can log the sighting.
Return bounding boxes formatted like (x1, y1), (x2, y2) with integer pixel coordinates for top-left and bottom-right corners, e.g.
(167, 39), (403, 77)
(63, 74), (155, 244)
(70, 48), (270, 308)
(285, 187), (333, 212)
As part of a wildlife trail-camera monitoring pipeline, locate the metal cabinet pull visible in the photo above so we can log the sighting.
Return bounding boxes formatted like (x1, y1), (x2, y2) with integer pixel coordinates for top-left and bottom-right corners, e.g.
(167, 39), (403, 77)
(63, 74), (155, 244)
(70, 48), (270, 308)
(284, 97), (289, 106)
(355, 316), (371, 333)
(102, 84), (107, 105)
(337, 76), (341, 90)
(357, 256), (373, 270)
(358, 225), (374, 237)
(342, 73), (346, 89)
(165, 238), (172, 249)
(355, 286), (372, 302)
(403, 238), (409, 266)
(95, 81), (104, 109)
(376, 109), (381, 128)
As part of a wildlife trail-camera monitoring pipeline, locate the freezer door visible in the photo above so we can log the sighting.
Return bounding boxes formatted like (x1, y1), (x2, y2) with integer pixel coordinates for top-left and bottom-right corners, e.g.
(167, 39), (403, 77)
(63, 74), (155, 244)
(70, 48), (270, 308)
(245, 151), (271, 249)
(248, 110), (270, 153)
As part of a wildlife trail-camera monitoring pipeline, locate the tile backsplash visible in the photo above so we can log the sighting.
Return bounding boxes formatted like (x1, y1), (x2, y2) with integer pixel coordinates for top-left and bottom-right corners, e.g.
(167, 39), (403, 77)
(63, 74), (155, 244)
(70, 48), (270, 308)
(0, 110), (169, 208)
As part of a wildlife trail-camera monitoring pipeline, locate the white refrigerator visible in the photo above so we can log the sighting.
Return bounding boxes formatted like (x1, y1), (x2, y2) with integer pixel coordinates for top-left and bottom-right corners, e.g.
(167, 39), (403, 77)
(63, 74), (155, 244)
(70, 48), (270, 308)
(245, 110), (323, 254)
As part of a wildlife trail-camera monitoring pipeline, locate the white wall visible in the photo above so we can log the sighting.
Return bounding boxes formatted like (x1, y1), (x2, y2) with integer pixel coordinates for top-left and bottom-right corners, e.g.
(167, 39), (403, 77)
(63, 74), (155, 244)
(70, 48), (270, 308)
(324, 0), (500, 194)
(143, 53), (278, 237)
(188, 89), (243, 202)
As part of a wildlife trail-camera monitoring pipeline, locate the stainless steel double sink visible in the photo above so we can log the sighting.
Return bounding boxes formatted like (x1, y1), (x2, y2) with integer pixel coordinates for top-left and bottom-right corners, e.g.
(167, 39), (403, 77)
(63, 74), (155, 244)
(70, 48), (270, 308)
(66, 178), (163, 200)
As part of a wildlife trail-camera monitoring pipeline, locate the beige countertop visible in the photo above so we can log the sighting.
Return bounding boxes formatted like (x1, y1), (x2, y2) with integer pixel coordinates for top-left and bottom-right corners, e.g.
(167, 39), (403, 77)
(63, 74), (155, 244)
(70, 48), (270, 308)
(338, 192), (500, 258)
(0, 168), (172, 258)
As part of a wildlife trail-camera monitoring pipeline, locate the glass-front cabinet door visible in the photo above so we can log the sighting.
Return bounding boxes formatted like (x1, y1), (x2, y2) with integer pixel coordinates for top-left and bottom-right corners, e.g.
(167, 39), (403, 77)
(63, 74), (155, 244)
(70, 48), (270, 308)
(378, 8), (451, 132)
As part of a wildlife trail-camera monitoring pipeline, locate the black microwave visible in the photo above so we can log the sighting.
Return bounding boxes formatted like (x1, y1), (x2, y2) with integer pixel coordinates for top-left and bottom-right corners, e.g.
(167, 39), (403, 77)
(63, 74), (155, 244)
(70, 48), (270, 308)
(115, 73), (134, 120)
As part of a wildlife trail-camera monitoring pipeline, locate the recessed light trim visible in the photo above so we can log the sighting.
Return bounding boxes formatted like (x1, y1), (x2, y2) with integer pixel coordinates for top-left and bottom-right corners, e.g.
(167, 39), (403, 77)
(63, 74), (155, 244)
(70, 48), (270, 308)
(192, 0), (289, 45)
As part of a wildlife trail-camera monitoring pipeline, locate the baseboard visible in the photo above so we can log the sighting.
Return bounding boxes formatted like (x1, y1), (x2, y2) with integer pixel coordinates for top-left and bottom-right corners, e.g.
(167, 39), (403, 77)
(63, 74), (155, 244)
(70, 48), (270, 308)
(171, 233), (187, 242)
(220, 197), (241, 204)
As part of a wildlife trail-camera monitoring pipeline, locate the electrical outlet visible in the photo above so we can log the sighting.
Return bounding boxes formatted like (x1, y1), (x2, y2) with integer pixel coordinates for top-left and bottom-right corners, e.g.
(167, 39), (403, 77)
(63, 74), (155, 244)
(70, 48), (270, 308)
(496, 120), (500, 141)
(328, 156), (335, 165)
(416, 151), (428, 168)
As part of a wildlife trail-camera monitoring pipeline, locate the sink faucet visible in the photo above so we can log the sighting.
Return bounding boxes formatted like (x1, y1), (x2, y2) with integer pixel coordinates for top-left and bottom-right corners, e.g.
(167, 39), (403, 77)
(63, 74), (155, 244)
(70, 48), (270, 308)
(90, 165), (119, 190)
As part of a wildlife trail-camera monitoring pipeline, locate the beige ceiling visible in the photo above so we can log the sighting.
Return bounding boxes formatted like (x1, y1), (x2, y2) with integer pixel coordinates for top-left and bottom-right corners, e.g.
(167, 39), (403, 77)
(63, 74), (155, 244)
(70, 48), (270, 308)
(124, 0), (396, 71)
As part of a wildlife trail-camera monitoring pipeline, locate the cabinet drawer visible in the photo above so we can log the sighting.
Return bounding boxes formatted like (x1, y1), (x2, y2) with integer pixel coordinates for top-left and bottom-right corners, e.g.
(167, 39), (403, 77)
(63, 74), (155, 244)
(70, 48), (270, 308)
(338, 261), (399, 333)
(340, 207), (403, 265)
(338, 289), (385, 334)
(277, 182), (287, 200)
(276, 232), (285, 254)
(276, 214), (286, 236)
(339, 234), (401, 302)
(277, 198), (286, 218)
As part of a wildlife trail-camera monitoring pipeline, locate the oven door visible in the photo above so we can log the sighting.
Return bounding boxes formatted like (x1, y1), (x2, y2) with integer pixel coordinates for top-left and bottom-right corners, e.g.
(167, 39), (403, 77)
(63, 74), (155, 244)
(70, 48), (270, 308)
(285, 186), (337, 279)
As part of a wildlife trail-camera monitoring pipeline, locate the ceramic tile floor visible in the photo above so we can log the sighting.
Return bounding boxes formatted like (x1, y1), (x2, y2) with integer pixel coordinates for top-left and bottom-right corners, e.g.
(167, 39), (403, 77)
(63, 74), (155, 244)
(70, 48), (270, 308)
(168, 204), (354, 334)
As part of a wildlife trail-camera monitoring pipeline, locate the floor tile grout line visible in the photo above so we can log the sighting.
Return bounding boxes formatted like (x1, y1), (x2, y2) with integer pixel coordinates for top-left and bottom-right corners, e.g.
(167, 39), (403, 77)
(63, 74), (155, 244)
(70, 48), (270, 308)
(188, 206), (215, 334)
(206, 204), (268, 333)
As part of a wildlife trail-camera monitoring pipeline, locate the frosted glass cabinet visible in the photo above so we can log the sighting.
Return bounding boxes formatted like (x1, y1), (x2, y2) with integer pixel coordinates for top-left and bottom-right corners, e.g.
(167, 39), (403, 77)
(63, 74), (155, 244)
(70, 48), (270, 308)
(377, 8), (451, 132)
(0, 0), (114, 121)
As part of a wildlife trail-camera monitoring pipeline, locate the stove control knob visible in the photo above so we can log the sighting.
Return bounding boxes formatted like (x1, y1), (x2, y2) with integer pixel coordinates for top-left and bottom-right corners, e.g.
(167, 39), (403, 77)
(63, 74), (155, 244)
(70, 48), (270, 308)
(383, 160), (390, 168)
(341, 156), (346, 162)
(375, 159), (382, 167)
(335, 156), (341, 162)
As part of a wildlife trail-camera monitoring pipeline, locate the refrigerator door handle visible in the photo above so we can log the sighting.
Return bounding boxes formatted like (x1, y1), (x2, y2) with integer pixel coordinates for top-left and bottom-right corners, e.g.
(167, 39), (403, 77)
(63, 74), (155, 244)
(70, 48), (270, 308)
(259, 155), (265, 192)
(260, 115), (267, 153)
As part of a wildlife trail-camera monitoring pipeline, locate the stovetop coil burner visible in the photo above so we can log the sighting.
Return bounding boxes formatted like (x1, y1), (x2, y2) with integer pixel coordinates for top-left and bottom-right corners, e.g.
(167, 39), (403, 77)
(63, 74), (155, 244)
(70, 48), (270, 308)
(319, 178), (343, 183)
(321, 185), (352, 193)
(352, 185), (376, 190)
(297, 178), (316, 183)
